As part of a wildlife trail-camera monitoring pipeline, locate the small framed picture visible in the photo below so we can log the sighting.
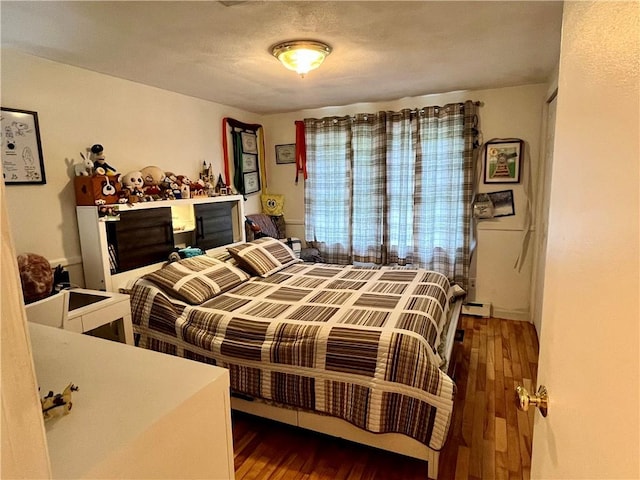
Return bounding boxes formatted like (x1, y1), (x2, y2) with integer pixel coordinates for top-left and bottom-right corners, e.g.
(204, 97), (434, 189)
(484, 140), (523, 183)
(275, 143), (296, 164)
(241, 132), (258, 154)
(242, 153), (257, 172)
(1, 107), (46, 184)
(243, 171), (260, 194)
(487, 189), (515, 217)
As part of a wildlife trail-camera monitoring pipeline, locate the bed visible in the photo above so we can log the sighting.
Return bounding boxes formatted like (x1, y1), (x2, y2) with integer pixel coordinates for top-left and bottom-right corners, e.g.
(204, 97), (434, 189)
(129, 237), (463, 479)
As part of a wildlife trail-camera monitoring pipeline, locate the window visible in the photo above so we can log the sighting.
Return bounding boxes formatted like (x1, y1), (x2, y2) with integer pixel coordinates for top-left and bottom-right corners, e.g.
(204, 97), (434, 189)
(304, 102), (477, 288)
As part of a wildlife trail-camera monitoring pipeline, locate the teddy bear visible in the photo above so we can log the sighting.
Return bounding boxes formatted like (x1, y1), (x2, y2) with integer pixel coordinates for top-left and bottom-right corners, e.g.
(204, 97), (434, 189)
(17, 252), (53, 303)
(89, 144), (117, 176)
(119, 170), (145, 202)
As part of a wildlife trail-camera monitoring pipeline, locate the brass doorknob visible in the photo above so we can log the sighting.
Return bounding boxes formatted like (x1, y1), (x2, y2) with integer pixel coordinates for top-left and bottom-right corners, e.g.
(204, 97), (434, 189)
(515, 385), (548, 417)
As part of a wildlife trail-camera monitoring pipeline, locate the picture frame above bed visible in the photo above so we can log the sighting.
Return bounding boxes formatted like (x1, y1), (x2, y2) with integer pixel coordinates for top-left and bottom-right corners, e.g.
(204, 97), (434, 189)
(484, 140), (523, 184)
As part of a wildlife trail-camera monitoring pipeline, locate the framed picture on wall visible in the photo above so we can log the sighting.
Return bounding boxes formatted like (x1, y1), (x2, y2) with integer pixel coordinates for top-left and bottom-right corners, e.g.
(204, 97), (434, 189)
(484, 140), (523, 183)
(275, 143), (296, 164)
(241, 132), (258, 154)
(242, 153), (257, 173)
(487, 189), (515, 217)
(243, 171), (260, 194)
(1, 107), (46, 184)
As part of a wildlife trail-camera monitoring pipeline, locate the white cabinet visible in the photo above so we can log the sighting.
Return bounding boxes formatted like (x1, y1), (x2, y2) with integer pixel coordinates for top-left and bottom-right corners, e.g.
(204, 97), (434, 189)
(76, 195), (246, 292)
(29, 323), (235, 479)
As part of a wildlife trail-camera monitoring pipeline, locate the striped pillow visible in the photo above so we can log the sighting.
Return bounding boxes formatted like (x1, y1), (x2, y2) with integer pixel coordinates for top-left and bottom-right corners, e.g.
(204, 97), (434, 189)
(228, 237), (301, 277)
(143, 255), (250, 305)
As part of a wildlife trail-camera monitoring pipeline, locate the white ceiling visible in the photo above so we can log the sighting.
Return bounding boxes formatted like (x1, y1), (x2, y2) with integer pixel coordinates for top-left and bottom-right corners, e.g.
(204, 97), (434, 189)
(1, 1), (563, 114)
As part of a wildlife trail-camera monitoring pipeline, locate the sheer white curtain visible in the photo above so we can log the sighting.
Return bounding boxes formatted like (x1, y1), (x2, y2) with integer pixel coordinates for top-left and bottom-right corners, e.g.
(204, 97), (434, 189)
(304, 102), (477, 288)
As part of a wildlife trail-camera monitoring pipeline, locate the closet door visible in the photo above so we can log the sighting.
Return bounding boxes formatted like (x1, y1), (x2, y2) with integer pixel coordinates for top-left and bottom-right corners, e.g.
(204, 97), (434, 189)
(108, 207), (174, 273)
(194, 202), (233, 250)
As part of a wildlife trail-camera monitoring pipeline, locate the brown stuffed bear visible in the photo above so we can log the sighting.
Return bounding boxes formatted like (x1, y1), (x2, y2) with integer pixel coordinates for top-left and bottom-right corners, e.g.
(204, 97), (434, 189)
(17, 253), (53, 304)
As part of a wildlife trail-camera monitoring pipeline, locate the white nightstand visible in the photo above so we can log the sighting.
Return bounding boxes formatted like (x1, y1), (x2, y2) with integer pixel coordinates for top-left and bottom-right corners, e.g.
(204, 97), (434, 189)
(25, 288), (134, 345)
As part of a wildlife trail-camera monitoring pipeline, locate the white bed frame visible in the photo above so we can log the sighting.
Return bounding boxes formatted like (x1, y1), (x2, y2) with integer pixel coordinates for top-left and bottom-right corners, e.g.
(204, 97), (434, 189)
(231, 298), (463, 480)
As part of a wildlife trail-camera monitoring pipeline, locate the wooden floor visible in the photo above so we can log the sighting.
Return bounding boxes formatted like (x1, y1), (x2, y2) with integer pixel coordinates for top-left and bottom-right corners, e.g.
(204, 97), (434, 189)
(232, 316), (539, 480)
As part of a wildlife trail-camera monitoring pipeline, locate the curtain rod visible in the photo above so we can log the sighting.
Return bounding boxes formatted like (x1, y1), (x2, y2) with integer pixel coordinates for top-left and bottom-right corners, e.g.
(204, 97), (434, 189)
(304, 101), (483, 124)
(356, 101), (483, 118)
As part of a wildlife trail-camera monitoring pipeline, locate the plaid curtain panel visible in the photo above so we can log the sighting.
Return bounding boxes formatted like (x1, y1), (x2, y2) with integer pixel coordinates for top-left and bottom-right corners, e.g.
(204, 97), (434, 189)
(304, 101), (477, 289)
(304, 116), (354, 264)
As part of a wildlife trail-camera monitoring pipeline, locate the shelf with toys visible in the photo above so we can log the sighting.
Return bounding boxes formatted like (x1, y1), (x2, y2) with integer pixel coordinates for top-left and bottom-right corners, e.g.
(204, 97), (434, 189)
(73, 145), (245, 292)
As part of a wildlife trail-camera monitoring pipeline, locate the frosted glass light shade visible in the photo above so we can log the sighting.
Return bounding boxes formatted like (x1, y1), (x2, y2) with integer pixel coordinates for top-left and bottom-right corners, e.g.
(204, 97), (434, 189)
(271, 40), (332, 77)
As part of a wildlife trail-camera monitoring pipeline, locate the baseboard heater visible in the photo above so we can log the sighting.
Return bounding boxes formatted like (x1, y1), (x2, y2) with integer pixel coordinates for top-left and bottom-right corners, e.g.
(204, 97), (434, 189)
(462, 301), (491, 318)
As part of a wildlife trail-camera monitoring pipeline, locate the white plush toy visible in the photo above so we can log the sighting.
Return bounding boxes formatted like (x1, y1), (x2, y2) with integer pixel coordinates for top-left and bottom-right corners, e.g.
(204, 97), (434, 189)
(74, 155), (94, 176)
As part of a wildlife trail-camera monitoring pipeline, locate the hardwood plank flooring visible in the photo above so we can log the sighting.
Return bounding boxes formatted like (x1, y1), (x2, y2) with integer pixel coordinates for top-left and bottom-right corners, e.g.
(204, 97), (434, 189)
(233, 316), (539, 479)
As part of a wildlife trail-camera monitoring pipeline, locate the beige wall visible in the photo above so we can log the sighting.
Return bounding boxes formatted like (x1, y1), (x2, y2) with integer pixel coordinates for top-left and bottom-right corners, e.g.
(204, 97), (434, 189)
(2, 49), (548, 320)
(262, 84), (548, 320)
(1, 49), (263, 286)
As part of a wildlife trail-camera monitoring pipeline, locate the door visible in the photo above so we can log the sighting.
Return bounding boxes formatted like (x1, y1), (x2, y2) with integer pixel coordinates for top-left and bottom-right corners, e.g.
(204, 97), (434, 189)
(0, 179), (51, 478)
(530, 2), (639, 478)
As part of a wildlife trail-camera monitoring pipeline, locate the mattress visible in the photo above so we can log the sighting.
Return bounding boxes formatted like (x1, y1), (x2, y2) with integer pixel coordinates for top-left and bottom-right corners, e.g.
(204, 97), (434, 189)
(130, 261), (457, 450)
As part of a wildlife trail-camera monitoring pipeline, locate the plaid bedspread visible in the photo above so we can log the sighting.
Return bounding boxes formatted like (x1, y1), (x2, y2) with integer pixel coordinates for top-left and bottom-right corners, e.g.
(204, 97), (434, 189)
(130, 263), (456, 450)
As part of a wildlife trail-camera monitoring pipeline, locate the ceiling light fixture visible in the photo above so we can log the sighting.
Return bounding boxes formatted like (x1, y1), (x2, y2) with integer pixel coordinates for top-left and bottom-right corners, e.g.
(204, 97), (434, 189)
(271, 40), (332, 78)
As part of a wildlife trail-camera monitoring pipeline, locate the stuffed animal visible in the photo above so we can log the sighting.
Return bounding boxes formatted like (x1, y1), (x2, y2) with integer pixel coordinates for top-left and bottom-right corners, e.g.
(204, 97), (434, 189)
(89, 144), (117, 176)
(170, 182), (182, 199)
(176, 175), (191, 187)
(74, 155), (94, 176)
(41, 383), (79, 420)
(176, 175), (191, 199)
(17, 253), (53, 303)
(119, 171), (145, 202)
(167, 247), (205, 264)
(180, 183), (190, 199)
(165, 171), (178, 184)
(140, 165), (165, 200)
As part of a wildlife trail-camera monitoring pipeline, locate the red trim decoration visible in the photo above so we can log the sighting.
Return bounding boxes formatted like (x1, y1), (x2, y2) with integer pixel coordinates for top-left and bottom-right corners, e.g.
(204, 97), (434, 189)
(295, 120), (307, 183)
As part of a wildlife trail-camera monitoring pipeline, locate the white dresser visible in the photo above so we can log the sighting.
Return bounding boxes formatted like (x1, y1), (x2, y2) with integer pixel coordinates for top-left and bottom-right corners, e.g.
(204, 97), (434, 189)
(29, 323), (235, 479)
